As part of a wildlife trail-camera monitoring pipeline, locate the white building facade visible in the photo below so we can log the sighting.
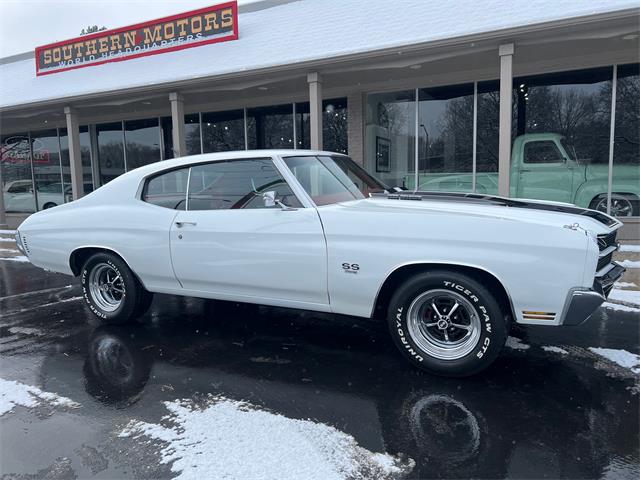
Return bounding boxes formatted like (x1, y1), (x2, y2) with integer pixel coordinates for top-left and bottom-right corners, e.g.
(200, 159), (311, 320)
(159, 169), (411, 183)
(1, 0), (638, 237)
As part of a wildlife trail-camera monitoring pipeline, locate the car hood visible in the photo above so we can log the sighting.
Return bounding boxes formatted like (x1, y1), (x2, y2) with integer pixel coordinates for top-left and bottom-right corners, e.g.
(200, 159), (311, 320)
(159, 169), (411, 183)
(340, 192), (621, 235)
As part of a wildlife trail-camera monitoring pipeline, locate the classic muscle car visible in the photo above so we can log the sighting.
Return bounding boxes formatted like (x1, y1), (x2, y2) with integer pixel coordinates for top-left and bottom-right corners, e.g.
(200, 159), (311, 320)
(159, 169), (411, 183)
(15, 150), (626, 376)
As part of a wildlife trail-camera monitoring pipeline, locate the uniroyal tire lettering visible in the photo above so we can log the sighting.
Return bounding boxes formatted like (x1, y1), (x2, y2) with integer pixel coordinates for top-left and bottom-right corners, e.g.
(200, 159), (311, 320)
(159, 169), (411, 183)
(395, 306), (424, 362)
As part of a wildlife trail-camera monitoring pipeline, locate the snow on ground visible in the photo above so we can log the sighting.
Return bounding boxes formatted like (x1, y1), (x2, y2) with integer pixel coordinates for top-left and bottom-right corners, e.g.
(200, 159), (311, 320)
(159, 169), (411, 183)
(603, 302), (640, 313)
(542, 346), (569, 355)
(120, 396), (414, 480)
(619, 244), (640, 253)
(0, 230), (16, 235)
(0, 378), (80, 416)
(0, 255), (29, 262)
(619, 259), (640, 269)
(506, 336), (530, 350)
(615, 281), (637, 288)
(0, 248), (18, 253)
(608, 288), (640, 306)
(589, 348), (640, 374)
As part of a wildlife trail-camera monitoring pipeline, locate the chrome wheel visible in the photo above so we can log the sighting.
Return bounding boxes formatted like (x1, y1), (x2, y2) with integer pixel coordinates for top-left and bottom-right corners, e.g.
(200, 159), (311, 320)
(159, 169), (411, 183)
(89, 263), (125, 312)
(594, 195), (634, 217)
(406, 289), (481, 360)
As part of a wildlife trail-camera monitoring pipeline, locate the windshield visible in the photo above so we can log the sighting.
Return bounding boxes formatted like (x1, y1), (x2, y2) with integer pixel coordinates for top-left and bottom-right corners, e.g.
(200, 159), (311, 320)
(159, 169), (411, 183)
(283, 155), (387, 206)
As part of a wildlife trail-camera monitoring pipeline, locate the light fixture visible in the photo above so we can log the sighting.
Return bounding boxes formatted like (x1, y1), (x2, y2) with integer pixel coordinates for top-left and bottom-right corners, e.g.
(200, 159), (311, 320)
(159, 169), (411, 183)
(325, 104), (335, 113)
(141, 101), (152, 105)
(622, 33), (638, 40)
(409, 64), (422, 70)
(258, 86), (269, 91)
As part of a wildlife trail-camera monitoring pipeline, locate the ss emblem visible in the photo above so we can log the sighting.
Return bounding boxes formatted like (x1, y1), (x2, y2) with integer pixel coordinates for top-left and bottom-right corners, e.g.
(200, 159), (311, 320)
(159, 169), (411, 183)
(342, 263), (360, 273)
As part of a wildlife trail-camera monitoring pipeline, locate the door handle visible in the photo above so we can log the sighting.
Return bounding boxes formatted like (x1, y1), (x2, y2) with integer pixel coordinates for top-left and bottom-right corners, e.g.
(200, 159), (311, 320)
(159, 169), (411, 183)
(519, 169), (532, 173)
(175, 221), (197, 228)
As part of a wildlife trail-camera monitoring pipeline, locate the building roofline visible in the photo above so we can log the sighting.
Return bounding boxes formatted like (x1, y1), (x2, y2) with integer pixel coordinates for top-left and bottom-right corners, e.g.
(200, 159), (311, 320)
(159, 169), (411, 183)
(0, 5), (637, 114)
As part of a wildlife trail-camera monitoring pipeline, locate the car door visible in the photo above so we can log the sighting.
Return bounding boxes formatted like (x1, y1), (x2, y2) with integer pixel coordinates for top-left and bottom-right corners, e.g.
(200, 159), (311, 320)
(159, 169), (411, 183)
(516, 139), (576, 203)
(170, 157), (328, 306)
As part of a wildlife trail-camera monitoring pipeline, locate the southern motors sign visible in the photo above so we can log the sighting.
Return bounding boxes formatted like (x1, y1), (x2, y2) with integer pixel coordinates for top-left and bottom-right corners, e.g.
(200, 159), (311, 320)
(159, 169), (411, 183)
(35, 2), (238, 76)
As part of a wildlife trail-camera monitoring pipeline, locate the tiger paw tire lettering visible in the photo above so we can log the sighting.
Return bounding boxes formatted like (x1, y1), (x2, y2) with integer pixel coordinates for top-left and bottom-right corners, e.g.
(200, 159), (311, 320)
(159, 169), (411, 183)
(388, 271), (507, 377)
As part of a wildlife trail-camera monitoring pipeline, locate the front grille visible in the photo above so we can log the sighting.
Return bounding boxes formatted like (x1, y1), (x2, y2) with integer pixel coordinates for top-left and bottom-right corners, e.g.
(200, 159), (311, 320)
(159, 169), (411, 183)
(597, 252), (613, 271)
(597, 231), (617, 251)
(21, 235), (30, 255)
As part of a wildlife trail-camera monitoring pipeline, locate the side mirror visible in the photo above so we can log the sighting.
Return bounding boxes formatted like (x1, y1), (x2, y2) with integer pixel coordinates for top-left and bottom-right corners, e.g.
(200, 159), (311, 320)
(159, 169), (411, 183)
(262, 190), (297, 211)
(262, 190), (277, 207)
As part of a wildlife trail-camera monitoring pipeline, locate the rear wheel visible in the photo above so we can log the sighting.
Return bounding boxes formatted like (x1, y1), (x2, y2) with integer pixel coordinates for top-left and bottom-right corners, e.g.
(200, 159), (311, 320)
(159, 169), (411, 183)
(43, 202), (57, 209)
(387, 271), (507, 377)
(81, 253), (145, 324)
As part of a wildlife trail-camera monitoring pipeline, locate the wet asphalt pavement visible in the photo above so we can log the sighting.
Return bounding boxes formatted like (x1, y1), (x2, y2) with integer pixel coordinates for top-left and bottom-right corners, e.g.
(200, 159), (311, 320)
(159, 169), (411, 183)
(1, 254), (639, 479)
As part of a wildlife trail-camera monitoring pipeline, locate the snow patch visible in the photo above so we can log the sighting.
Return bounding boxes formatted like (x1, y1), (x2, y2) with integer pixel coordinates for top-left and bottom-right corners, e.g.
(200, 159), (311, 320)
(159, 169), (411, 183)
(608, 288), (640, 306)
(614, 281), (637, 288)
(589, 348), (640, 374)
(602, 302), (640, 313)
(0, 229), (16, 235)
(506, 336), (530, 350)
(0, 378), (80, 416)
(542, 346), (568, 355)
(0, 248), (19, 253)
(0, 255), (29, 262)
(619, 259), (640, 269)
(618, 244), (640, 253)
(120, 396), (413, 480)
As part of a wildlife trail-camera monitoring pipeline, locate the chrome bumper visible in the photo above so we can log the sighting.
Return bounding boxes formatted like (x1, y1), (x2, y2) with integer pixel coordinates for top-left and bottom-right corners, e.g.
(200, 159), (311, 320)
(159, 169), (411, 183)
(561, 263), (626, 326)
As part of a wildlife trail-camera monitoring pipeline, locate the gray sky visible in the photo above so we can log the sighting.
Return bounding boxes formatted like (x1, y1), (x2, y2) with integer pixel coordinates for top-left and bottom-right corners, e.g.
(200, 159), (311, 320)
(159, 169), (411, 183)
(0, 0), (258, 58)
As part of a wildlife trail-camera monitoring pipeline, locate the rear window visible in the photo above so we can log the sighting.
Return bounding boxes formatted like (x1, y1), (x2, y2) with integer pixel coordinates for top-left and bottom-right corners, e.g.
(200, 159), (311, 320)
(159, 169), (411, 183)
(143, 168), (189, 210)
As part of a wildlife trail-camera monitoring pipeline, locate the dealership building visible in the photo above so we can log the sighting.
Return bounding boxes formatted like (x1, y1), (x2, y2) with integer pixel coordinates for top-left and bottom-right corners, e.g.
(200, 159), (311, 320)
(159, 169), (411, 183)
(0, 0), (638, 237)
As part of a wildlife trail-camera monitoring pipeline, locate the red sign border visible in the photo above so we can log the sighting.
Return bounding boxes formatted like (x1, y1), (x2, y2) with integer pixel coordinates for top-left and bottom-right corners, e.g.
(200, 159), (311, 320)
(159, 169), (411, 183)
(35, 1), (238, 76)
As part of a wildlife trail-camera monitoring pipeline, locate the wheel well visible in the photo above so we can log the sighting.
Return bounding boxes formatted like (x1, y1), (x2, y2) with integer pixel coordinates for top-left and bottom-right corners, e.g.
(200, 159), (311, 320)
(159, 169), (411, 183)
(372, 263), (515, 322)
(69, 247), (123, 276)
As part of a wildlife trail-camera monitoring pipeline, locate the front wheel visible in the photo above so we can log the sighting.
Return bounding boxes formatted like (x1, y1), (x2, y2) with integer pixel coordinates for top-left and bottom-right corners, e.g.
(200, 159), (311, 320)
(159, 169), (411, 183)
(591, 194), (637, 217)
(81, 253), (145, 324)
(387, 271), (507, 377)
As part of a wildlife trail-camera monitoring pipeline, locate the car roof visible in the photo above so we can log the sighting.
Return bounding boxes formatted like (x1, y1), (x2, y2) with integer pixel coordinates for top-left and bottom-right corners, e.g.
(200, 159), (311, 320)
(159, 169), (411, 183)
(132, 149), (347, 177)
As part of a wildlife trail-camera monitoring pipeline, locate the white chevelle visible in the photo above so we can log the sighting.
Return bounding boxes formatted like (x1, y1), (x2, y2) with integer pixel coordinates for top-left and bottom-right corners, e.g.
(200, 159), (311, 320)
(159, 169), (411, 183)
(15, 150), (625, 376)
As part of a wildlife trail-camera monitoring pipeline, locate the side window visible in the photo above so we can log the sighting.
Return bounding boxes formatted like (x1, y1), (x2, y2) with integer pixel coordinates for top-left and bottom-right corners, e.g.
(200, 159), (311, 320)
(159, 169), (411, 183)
(143, 168), (189, 210)
(523, 141), (563, 164)
(187, 159), (301, 211)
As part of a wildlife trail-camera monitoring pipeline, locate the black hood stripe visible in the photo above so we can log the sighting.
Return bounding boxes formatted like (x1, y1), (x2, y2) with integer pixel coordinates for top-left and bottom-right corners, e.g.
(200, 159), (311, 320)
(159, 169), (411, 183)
(374, 191), (619, 228)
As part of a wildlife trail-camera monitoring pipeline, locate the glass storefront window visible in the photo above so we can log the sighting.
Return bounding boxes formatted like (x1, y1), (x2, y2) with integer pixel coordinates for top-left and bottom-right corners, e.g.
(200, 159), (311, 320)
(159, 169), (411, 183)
(365, 90), (416, 189)
(512, 67), (612, 206)
(30, 129), (63, 211)
(185, 114), (202, 156)
(296, 98), (348, 153)
(416, 84), (474, 192)
(125, 118), (161, 170)
(246, 104), (294, 149)
(476, 81), (500, 195)
(201, 109), (245, 153)
(611, 63), (640, 217)
(60, 126), (94, 194)
(1, 133), (35, 213)
(97, 122), (124, 185)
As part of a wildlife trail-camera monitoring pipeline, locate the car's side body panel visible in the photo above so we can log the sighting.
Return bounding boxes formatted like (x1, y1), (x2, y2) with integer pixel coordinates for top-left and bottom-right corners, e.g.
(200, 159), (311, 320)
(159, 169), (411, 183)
(317, 197), (596, 324)
(170, 207), (328, 305)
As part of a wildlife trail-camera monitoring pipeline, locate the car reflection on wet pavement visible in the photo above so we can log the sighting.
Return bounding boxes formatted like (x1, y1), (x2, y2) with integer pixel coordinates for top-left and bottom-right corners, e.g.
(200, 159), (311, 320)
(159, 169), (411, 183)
(1, 255), (639, 479)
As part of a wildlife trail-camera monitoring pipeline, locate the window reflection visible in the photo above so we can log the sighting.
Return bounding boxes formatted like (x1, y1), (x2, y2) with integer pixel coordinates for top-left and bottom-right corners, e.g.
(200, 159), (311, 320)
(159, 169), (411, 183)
(612, 63), (640, 217)
(1, 133), (35, 213)
(416, 84), (474, 192)
(365, 90), (416, 189)
(202, 110), (245, 153)
(97, 122), (124, 185)
(30, 129), (63, 211)
(125, 118), (161, 170)
(296, 98), (348, 154)
(60, 126), (93, 194)
(246, 104), (294, 149)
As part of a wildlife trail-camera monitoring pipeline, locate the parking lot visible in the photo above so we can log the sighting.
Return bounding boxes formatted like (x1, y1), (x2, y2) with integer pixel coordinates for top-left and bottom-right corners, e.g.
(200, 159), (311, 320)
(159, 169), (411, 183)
(1, 229), (639, 479)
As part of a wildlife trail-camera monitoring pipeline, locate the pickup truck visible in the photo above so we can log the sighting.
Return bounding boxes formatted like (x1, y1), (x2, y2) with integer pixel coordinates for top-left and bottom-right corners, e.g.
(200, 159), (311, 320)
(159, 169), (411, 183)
(15, 150), (625, 377)
(407, 133), (639, 217)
